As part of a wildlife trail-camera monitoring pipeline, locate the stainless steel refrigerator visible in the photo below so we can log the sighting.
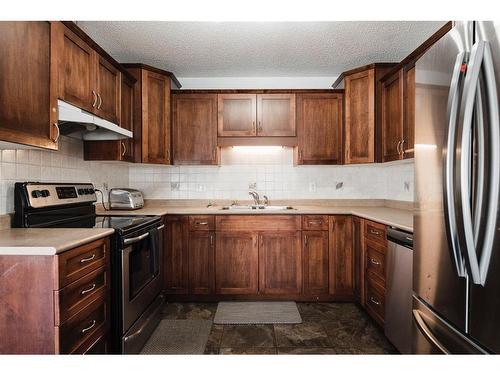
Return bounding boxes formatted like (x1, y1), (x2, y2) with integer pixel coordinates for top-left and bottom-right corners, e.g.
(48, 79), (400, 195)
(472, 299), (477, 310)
(413, 21), (500, 354)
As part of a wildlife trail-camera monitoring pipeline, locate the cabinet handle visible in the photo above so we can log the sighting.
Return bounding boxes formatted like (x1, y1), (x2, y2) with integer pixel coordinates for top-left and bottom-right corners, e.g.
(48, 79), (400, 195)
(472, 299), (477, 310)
(52, 123), (60, 143)
(370, 258), (381, 266)
(370, 229), (381, 236)
(308, 220), (323, 225)
(166, 149), (170, 161)
(80, 283), (96, 295)
(304, 235), (308, 246)
(97, 93), (102, 109)
(92, 90), (97, 108)
(369, 297), (381, 306)
(81, 319), (96, 334)
(196, 221), (208, 226)
(400, 139), (406, 155)
(298, 150), (303, 161)
(121, 142), (126, 157)
(213, 148), (217, 160)
(396, 140), (401, 155)
(210, 234), (214, 247)
(80, 254), (96, 263)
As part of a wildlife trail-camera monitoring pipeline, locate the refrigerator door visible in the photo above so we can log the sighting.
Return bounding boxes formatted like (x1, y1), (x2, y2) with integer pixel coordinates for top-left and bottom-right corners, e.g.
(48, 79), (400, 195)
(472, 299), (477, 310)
(468, 21), (500, 354)
(414, 21), (471, 332)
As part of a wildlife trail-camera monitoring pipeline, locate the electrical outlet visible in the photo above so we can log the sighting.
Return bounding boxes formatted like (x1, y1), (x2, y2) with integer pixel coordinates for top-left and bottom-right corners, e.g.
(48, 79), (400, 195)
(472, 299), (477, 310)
(103, 182), (109, 192)
(309, 182), (316, 192)
(335, 182), (344, 190)
(248, 182), (257, 190)
(171, 182), (180, 191)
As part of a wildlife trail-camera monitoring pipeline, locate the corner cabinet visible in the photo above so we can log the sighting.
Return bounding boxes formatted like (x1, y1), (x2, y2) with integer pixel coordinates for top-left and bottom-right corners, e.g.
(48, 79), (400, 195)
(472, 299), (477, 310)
(0, 21), (59, 150)
(295, 93), (343, 165)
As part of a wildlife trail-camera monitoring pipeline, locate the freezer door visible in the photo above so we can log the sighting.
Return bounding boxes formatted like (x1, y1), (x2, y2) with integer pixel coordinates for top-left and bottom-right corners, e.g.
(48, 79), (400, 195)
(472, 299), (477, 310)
(468, 21), (500, 354)
(414, 21), (471, 331)
(412, 295), (486, 354)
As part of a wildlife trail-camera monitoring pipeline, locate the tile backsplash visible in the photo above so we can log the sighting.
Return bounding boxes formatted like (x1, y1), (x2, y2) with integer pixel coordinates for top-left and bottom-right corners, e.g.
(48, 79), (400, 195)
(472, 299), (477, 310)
(0, 143), (414, 215)
(0, 136), (129, 214)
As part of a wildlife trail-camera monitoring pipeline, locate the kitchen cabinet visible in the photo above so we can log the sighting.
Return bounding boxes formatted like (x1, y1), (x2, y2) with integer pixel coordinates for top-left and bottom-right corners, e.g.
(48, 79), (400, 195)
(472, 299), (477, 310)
(172, 93), (219, 165)
(352, 216), (365, 304)
(381, 69), (404, 162)
(295, 93), (343, 165)
(215, 231), (259, 294)
(217, 93), (296, 137)
(83, 74), (135, 162)
(124, 65), (173, 165)
(329, 216), (354, 299)
(259, 231), (302, 295)
(0, 237), (111, 354)
(0, 21), (59, 150)
(188, 231), (215, 294)
(343, 64), (395, 164)
(302, 230), (329, 296)
(403, 65), (416, 159)
(95, 54), (121, 124)
(164, 216), (189, 294)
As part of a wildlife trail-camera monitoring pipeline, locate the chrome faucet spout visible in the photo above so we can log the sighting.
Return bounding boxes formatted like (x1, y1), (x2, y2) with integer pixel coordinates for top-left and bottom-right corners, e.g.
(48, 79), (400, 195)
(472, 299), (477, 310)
(249, 190), (260, 206)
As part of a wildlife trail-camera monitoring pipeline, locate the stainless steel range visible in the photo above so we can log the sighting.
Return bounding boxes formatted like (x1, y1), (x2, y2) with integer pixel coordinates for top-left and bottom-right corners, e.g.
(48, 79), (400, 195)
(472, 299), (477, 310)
(13, 182), (164, 354)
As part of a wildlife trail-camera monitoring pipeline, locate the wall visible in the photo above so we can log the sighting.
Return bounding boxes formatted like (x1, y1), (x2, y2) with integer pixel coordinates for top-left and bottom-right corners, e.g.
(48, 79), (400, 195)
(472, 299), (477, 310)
(0, 136), (129, 214)
(129, 147), (414, 202)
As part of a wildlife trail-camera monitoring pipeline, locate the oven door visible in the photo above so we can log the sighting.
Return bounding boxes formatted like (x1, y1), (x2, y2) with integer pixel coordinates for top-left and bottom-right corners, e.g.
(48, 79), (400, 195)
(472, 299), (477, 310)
(121, 223), (164, 332)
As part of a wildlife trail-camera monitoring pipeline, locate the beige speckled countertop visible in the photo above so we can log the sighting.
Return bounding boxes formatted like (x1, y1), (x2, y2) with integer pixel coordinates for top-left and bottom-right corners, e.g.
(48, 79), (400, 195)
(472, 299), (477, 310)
(96, 200), (413, 232)
(0, 228), (115, 255)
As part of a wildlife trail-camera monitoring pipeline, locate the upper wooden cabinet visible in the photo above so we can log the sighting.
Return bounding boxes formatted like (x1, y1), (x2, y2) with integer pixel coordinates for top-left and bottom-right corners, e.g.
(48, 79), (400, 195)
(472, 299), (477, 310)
(57, 25), (121, 124)
(403, 66), (416, 159)
(172, 93), (219, 165)
(0, 21), (59, 150)
(295, 93), (343, 165)
(217, 93), (296, 137)
(343, 64), (396, 164)
(381, 69), (404, 162)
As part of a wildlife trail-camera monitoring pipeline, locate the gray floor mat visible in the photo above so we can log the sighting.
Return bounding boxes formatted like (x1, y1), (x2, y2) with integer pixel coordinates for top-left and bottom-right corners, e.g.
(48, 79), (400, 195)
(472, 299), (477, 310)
(214, 301), (302, 324)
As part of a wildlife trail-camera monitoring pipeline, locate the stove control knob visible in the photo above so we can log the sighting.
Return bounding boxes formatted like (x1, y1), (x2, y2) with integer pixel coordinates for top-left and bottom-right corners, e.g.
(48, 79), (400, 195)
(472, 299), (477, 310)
(31, 190), (42, 198)
(41, 190), (50, 197)
(88, 188), (95, 194)
(78, 188), (85, 195)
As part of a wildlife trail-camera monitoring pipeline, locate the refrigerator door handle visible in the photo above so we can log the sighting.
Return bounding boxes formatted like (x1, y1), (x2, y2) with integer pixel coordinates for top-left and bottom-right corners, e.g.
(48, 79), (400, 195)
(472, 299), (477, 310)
(413, 309), (451, 354)
(444, 51), (467, 278)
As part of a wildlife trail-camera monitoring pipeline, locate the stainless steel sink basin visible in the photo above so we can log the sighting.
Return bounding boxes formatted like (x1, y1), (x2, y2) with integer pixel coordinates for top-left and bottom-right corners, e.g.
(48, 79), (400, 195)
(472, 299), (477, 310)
(220, 205), (294, 211)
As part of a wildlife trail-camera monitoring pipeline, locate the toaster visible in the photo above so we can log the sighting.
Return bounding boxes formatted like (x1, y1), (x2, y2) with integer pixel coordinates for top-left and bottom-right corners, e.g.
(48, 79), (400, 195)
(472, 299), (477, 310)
(108, 188), (144, 210)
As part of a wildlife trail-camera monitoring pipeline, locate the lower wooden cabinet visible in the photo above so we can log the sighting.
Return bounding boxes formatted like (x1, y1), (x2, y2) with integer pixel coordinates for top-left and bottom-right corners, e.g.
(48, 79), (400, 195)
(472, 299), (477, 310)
(302, 230), (329, 296)
(352, 216), (365, 304)
(259, 231), (302, 295)
(164, 216), (189, 294)
(188, 231), (215, 294)
(329, 216), (354, 299)
(215, 231), (259, 294)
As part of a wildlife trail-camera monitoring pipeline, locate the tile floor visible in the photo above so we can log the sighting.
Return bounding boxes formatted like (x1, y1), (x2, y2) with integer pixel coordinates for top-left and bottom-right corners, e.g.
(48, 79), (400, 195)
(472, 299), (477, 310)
(161, 302), (397, 354)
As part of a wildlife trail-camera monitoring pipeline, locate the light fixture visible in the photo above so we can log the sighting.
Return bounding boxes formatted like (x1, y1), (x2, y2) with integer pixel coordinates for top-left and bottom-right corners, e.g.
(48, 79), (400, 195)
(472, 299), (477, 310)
(231, 146), (284, 154)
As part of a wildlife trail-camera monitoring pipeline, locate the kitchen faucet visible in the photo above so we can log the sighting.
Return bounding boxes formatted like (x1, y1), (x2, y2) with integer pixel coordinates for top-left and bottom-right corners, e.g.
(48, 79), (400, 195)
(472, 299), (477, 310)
(249, 190), (260, 206)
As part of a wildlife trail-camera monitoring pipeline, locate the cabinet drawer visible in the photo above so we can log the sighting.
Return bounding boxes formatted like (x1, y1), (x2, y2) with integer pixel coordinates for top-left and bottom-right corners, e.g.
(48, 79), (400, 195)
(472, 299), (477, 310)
(365, 279), (385, 325)
(364, 220), (387, 245)
(55, 266), (109, 325)
(189, 215), (215, 231)
(216, 215), (301, 232)
(365, 241), (386, 284)
(302, 215), (329, 231)
(57, 238), (109, 288)
(59, 294), (109, 354)
(72, 329), (110, 354)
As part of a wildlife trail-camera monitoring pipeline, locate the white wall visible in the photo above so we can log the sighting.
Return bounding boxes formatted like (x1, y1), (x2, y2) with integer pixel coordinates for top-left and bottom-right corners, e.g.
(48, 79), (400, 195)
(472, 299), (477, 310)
(0, 136), (129, 214)
(129, 148), (414, 202)
(177, 76), (337, 89)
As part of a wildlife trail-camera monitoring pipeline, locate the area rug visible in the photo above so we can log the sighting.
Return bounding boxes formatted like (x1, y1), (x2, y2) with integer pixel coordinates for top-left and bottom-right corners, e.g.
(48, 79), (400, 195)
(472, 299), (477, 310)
(213, 301), (302, 324)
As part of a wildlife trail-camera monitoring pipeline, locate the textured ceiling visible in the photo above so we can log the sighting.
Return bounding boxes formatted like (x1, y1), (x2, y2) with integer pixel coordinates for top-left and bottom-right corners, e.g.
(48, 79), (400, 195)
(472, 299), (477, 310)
(77, 21), (446, 77)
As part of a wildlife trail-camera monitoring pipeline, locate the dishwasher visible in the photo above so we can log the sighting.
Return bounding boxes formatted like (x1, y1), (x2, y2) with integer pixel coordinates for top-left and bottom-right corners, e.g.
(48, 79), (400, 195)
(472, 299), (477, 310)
(385, 227), (413, 354)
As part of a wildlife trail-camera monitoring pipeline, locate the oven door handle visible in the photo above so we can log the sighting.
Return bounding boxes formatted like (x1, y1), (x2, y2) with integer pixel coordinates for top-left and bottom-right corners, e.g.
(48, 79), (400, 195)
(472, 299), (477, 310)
(124, 232), (149, 245)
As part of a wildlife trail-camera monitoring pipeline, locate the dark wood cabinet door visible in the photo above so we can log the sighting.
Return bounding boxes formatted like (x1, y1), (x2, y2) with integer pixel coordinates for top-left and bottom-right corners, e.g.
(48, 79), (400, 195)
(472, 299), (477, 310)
(344, 69), (375, 164)
(403, 65), (415, 159)
(256, 94), (296, 136)
(172, 94), (218, 165)
(352, 216), (365, 305)
(215, 231), (258, 294)
(217, 94), (257, 136)
(258, 231), (302, 295)
(329, 216), (354, 299)
(296, 93), (343, 164)
(120, 76), (135, 162)
(58, 25), (96, 113)
(188, 231), (215, 294)
(381, 69), (404, 162)
(164, 216), (188, 294)
(142, 70), (171, 164)
(302, 231), (329, 295)
(0, 21), (58, 150)
(96, 54), (121, 124)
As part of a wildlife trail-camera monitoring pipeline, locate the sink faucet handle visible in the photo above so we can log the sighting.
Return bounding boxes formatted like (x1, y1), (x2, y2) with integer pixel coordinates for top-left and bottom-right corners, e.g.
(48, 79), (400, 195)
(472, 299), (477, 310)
(263, 195), (269, 206)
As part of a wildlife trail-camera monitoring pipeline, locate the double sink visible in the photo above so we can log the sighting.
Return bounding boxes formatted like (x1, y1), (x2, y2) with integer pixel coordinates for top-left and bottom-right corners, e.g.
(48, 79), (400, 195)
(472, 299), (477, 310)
(220, 205), (294, 211)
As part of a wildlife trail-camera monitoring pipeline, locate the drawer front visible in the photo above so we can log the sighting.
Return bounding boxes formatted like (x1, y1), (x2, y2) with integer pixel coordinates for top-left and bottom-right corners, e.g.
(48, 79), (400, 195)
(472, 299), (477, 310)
(364, 220), (387, 245)
(216, 215), (301, 232)
(189, 215), (215, 231)
(366, 279), (385, 325)
(55, 266), (109, 325)
(365, 242), (386, 284)
(72, 329), (110, 354)
(59, 294), (109, 354)
(58, 238), (109, 288)
(302, 215), (329, 231)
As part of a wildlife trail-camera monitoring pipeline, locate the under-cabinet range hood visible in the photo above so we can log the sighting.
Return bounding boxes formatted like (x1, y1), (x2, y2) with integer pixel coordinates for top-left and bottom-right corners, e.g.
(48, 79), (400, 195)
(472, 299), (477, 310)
(57, 100), (132, 141)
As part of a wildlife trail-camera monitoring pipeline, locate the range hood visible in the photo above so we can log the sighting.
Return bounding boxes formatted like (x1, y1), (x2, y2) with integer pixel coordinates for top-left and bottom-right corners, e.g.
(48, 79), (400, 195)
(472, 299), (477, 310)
(57, 100), (132, 141)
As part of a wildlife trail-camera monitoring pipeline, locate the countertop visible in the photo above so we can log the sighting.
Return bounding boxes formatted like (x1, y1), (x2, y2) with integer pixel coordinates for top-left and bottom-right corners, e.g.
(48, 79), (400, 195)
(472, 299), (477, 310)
(96, 202), (413, 232)
(0, 228), (115, 256)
